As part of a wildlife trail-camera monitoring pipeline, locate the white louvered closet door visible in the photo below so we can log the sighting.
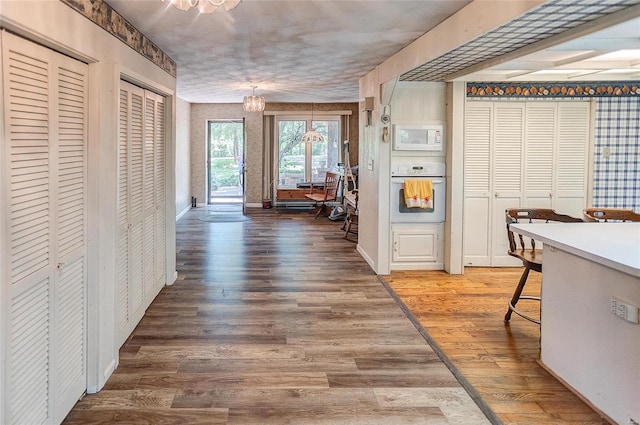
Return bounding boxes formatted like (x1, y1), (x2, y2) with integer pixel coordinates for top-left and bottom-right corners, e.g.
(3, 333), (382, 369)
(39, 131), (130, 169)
(1, 31), (88, 425)
(555, 102), (590, 217)
(117, 82), (166, 347)
(491, 103), (525, 266)
(463, 102), (493, 266)
(463, 100), (589, 267)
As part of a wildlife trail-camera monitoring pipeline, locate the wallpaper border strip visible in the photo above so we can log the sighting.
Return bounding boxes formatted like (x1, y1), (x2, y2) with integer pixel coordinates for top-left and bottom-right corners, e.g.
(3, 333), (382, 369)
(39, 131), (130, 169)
(467, 81), (640, 98)
(60, 0), (177, 77)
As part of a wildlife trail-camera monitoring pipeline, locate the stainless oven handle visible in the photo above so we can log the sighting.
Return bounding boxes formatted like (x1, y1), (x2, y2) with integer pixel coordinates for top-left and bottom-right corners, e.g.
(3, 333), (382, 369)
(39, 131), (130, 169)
(391, 178), (444, 184)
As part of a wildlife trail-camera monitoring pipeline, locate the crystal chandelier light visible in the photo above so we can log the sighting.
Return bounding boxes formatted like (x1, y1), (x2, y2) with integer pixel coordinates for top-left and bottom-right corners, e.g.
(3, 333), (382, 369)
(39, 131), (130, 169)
(242, 86), (265, 112)
(302, 103), (324, 143)
(165, 0), (241, 13)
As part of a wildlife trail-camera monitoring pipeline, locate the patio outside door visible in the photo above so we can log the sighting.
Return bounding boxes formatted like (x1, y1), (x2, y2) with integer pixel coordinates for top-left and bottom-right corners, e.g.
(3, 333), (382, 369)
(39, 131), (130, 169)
(207, 120), (245, 205)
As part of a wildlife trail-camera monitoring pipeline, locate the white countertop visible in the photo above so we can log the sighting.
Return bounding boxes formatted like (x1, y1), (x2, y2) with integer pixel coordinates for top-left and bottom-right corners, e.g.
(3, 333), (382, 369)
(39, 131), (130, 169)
(510, 223), (640, 277)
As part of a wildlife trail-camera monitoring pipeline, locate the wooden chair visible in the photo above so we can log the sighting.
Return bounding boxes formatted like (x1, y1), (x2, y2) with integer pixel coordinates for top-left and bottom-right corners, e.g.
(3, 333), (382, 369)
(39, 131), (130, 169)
(504, 208), (583, 324)
(342, 189), (358, 242)
(583, 208), (640, 222)
(305, 171), (341, 219)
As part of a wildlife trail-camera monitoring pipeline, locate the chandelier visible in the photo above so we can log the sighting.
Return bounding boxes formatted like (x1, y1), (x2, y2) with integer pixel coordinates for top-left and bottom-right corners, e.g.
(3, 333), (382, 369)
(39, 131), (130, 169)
(242, 86), (265, 112)
(302, 103), (324, 143)
(165, 0), (241, 13)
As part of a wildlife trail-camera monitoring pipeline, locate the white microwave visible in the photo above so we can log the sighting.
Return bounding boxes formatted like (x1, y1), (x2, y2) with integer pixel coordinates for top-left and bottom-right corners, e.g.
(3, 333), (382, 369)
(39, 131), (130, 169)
(393, 124), (443, 151)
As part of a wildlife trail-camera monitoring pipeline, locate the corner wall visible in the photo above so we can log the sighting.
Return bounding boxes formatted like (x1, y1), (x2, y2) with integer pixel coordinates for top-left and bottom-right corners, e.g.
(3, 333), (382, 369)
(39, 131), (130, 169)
(176, 97), (191, 217)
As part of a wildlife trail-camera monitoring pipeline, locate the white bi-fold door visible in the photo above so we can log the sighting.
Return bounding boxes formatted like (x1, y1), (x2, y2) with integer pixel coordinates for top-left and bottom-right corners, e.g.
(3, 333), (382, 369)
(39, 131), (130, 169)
(463, 100), (590, 267)
(116, 80), (166, 348)
(1, 31), (88, 424)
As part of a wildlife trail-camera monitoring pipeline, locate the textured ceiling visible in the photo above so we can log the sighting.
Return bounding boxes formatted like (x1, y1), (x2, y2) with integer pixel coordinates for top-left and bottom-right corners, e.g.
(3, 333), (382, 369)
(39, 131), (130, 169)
(104, 0), (472, 103)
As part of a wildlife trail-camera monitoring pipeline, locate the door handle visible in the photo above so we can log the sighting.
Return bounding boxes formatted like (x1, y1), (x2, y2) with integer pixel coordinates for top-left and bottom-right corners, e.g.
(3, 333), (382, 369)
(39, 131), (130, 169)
(393, 241), (398, 252)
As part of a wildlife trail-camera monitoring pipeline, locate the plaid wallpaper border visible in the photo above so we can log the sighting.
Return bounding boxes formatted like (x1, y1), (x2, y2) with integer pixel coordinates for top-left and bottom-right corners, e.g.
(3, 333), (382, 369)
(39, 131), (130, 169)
(593, 97), (640, 212)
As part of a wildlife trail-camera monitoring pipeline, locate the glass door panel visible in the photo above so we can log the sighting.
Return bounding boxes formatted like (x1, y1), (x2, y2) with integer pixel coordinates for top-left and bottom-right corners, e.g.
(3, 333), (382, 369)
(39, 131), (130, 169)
(208, 120), (244, 203)
(278, 120), (306, 188)
(310, 120), (339, 182)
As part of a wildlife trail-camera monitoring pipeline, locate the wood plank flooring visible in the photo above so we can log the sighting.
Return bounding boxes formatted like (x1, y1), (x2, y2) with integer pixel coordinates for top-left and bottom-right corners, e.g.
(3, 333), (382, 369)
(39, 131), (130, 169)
(382, 269), (609, 425)
(63, 207), (490, 424)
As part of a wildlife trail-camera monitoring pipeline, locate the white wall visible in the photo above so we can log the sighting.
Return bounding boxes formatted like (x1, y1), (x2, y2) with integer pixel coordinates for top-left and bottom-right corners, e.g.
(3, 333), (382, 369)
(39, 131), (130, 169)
(190, 103), (263, 206)
(357, 0), (544, 275)
(357, 70), (384, 273)
(176, 97), (191, 218)
(0, 0), (177, 394)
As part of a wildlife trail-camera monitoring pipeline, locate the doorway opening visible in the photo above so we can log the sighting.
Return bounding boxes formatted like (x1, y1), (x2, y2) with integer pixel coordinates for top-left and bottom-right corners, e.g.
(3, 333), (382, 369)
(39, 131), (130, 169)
(207, 120), (245, 205)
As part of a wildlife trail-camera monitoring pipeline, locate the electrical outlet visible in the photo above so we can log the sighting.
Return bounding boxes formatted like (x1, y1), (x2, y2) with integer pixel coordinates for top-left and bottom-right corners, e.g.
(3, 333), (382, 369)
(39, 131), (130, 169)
(611, 297), (640, 324)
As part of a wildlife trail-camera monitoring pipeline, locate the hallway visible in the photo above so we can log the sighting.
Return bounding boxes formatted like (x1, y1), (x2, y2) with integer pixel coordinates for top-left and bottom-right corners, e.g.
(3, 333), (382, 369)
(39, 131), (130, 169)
(63, 208), (489, 424)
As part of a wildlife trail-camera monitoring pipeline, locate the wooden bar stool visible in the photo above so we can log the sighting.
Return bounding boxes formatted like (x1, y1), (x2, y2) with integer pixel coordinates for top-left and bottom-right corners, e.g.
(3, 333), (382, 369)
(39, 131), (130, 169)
(583, 208), (640, 222)
(504, 208), (583, 324)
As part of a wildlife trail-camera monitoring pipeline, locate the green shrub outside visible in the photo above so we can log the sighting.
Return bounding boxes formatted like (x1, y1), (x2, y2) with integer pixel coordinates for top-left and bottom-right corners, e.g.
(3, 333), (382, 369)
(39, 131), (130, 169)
(211, 158), (240, 187)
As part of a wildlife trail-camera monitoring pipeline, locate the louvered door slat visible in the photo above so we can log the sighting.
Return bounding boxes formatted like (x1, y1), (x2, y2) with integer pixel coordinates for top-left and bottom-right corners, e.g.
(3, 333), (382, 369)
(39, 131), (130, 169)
(524, 104), (555, 208)
(129, 222), (144, 316)
(154, 97), (166, 286)
(57, 62), (87, 261)
(9, 278), (49, 425)
(464, 103), (492, 193)
(7, 45), (51, 285)
(130, 92), (144, 220)
(144, 96), (155, 212)
(55, 257), (85, 404)
(143, 214), (155, 301)
(493, 104), (524, 194)
(116, 87), (130, 343)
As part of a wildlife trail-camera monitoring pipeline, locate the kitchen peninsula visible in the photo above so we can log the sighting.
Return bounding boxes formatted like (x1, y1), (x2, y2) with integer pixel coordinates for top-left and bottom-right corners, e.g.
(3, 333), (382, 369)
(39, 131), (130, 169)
(511, 222), (640, 425)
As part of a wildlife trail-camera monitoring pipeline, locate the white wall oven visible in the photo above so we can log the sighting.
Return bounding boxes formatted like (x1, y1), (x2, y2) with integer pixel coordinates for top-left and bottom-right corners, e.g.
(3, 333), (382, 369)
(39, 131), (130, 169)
(390, 162), (446, 223)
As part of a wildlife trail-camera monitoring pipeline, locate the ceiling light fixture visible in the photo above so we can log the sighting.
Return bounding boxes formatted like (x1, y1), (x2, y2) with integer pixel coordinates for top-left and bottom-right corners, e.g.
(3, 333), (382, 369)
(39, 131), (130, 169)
(164, 0), (241, 14)
(242, 86), (265, 112)
(302, 103), (324, 143)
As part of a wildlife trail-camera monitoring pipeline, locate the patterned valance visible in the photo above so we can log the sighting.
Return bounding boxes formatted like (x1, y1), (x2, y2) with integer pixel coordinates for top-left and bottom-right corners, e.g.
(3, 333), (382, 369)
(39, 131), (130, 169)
(60, 0), (176, 77)
(467, 82), (640, 98)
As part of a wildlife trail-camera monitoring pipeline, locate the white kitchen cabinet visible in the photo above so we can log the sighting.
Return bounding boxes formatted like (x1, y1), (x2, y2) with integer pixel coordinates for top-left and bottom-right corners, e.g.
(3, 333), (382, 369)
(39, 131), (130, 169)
(391, 223), (444, 270)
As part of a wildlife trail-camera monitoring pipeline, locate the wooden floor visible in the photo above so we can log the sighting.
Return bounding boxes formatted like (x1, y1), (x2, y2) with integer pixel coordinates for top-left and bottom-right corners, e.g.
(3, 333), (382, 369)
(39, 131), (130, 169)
(63, 207), (490, 424)
(383, 269), (609, 425)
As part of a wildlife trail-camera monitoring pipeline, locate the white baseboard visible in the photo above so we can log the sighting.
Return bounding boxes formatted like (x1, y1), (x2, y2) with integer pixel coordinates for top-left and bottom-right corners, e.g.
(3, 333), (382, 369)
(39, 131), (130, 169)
(357, 245), (377, 273)
(176, 205), (190, 221)
(166, 270), (178, 286)
(245, 203), (262, 208)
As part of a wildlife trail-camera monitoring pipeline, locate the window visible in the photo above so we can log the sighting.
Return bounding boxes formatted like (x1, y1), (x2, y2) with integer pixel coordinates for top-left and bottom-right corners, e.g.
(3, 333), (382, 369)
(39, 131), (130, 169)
(277, 116), (340, 188)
